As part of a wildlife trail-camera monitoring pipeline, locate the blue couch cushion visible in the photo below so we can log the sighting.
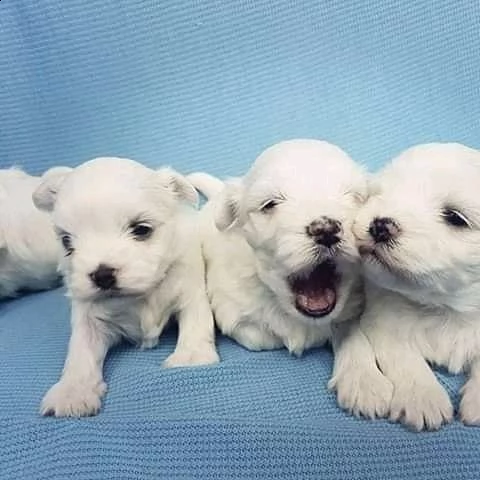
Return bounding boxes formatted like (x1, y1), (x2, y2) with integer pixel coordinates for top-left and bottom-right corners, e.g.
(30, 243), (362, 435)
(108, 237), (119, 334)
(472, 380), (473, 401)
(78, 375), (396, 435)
(1, 289), (477, 479)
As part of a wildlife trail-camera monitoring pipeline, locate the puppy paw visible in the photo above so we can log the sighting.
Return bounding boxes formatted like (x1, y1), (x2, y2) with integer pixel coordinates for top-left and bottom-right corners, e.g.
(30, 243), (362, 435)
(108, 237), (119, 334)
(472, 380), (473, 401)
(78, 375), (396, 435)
(460, 381), (480, 425)
(389, 381), (453, 431)
(163, 345), (220, 368)
(328, 368), (394, 419)
(40, 380), (107, 417)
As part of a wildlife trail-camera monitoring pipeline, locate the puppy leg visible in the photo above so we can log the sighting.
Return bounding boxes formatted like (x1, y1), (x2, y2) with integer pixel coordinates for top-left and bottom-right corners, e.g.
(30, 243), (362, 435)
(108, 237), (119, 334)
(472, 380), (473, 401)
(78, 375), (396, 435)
(460, 358), (480, 425)
(328, 320), (394, 419)
(40, 302), (118, 417)
(163, 292), (220, 368)
(369, 330), (453, 431)
(211, 298), (283, 351)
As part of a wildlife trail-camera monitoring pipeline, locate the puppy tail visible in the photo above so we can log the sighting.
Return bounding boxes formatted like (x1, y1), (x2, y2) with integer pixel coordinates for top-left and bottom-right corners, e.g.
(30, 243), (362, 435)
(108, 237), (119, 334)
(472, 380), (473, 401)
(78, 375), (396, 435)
(187, 172), (225, 199)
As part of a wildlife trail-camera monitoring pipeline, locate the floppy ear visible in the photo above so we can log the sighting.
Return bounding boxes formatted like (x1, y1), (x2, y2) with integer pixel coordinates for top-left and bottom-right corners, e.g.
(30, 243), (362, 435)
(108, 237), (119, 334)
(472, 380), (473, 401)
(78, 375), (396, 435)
(33, 166), (73, 212)
(157, 167), (199, 206)
(214, 181), (244, 231)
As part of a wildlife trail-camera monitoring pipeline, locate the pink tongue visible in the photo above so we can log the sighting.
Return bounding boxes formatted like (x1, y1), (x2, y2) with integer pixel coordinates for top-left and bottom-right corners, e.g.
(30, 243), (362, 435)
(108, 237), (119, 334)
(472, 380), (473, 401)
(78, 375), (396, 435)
(297, 288), (336, 312)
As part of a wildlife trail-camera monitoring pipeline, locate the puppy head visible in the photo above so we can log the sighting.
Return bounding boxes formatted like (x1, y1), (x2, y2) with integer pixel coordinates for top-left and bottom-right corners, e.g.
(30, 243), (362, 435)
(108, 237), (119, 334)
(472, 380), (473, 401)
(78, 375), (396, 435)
(354, 143), (480, 311)
(34, 157), (197, 301)
(216, 139), (367, 324)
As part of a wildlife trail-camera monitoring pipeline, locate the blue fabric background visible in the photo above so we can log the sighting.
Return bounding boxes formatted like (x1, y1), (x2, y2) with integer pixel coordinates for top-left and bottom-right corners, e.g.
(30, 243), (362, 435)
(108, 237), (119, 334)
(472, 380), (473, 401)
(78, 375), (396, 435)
(1, 1), (480, 478)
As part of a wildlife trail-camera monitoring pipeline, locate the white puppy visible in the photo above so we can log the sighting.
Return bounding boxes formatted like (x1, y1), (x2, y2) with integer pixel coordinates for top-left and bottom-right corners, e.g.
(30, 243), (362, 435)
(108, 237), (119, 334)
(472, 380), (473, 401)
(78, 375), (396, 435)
(0, 168), (60, 298)
(189, 139), (370, 376)
(342, 143), (480, 431)
(33, 157), (219, 417)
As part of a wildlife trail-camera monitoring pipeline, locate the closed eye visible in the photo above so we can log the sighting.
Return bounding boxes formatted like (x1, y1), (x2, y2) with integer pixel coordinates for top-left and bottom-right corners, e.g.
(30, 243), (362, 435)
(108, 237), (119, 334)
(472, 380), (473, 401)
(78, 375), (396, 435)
(259, 199), (278, 212)
(441, 208), (471, 229)
(258, 195), (286, 213)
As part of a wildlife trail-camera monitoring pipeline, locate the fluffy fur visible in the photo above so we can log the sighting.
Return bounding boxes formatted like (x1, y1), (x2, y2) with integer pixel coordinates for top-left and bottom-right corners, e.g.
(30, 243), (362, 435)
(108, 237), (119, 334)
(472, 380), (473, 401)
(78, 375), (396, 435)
(336, 143), (480, 431)
(189, 139), (368, 367)
(34, 157), (219, 417)
(0, 168), (60, 298)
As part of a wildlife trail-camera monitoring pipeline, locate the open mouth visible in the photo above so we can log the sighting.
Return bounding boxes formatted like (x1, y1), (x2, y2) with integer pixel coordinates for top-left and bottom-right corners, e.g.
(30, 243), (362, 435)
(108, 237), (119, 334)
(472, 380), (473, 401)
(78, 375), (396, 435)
(288, 260), (339, 318)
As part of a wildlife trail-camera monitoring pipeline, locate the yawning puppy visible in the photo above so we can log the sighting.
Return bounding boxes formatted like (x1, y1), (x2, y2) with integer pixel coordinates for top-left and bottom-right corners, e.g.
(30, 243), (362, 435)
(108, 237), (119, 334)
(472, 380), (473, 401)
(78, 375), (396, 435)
(34, 157), (219, 417)
(345, 143), (480, 431)
(188, 139), (367, 363)
(0, 168), (60, 298)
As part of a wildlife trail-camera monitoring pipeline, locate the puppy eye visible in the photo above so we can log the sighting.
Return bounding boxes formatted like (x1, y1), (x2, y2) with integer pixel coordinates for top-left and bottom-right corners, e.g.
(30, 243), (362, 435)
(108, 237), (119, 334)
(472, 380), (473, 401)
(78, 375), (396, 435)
(130, 222), (154, 240)
(441, 208), (471, 229)
(61, 234), (74, 256)
(259, 199), (279, 213)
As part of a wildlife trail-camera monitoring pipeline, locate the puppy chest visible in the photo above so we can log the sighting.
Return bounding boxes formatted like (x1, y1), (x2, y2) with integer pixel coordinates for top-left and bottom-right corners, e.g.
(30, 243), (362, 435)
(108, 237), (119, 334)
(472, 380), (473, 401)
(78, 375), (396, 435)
(140, 289), (178, 343)
(98, 314), (142, 345)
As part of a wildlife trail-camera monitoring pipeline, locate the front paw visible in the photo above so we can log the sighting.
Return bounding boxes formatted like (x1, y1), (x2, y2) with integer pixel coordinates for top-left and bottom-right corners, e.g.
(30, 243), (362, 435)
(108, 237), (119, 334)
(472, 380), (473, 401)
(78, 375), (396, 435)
(40, 380), (107, 417)
(328, 368), (394, 419)
(389, 381), (453, 431)
(460, 380), (480, 425)
(163, 345), (220, 368)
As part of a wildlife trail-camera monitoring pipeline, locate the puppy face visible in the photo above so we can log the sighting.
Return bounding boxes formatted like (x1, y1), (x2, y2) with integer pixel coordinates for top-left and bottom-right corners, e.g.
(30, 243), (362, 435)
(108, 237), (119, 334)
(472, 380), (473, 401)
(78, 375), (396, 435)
(216, 139), (367, 324)
(354, 143), (480, 311)
(34, 158), (197, 301)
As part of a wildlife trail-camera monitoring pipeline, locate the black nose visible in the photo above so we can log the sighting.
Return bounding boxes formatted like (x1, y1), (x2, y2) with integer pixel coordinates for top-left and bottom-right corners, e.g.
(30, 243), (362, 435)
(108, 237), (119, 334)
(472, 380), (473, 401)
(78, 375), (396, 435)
(90, 264), (116, 290)
(369, 217), (400, 243)
(307, 217), (342, 248)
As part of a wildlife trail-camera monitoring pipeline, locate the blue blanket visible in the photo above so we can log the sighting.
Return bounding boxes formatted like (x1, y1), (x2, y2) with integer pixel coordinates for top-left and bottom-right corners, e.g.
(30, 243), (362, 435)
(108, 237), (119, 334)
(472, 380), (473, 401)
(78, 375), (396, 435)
(1, 1), (480, 478)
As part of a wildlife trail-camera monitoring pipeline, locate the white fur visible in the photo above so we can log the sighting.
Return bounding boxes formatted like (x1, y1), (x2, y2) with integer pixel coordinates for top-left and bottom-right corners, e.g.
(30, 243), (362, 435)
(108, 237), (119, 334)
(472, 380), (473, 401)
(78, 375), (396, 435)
(341, 143), (480, 431)
(0, 168), (60, 298)
(34, 157), (219, 417)
(189, 139), (368, 374)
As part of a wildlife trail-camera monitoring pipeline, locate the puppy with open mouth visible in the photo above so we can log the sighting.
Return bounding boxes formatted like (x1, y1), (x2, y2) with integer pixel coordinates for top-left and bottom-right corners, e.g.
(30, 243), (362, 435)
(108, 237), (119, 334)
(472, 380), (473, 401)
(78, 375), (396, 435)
(343, 143), (480, 431)
(189, 139), (370, 370)
(33, 157), (219, 417)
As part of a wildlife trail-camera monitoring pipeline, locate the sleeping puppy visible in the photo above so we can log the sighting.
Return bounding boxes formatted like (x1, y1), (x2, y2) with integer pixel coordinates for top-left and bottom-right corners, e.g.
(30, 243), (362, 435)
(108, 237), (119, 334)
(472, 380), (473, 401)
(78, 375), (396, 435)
(188, 139), (369, 370)
(34, 157), (219, 417)
(0, 168), (60, 298)
(342, 143), (480, 431)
